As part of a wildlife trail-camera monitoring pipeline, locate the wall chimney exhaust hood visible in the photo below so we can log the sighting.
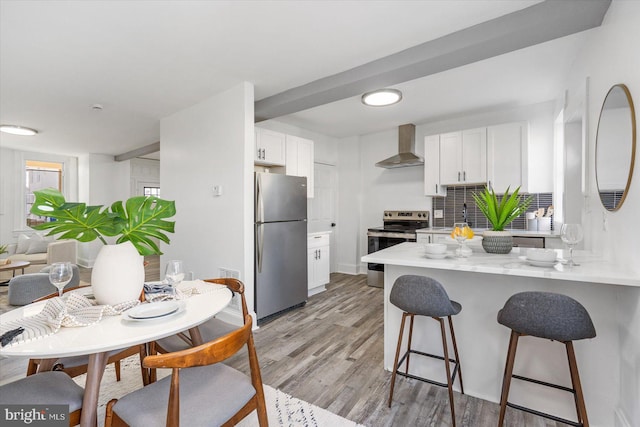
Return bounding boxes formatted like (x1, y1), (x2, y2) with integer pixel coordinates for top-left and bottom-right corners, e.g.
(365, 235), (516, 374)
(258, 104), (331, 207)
(375, 124), (424, 169)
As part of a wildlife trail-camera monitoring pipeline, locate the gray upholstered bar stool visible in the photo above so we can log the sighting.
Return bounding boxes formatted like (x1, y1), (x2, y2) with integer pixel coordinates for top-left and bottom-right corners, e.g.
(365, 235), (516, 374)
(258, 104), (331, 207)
(388, 275), (464, 426)
(497, 291), (596, 427)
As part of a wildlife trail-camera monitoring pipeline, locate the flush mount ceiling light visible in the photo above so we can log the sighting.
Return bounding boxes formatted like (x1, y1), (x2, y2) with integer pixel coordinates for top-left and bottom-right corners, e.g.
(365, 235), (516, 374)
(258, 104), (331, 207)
(361, 88), (403, 107)
(0, 125), (38, 136)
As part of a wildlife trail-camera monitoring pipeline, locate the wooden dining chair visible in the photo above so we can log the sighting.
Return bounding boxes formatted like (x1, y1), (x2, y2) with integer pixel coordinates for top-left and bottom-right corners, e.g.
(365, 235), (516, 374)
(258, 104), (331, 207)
(152, 277), (249, 354)
(104, 314), (268, 427)
(26, 286), (149, 385)
(0, 371), (84, 426)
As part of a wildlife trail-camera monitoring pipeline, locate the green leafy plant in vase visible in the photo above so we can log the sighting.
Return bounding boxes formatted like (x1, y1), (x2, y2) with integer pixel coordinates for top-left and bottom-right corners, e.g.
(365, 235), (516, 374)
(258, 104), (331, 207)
(471, 186), (532, 254)
(30, 188), (176, 305)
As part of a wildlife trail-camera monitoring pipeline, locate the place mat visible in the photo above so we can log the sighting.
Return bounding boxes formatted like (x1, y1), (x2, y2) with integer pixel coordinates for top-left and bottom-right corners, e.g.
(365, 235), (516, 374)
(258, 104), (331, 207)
(0, 293), (138, 348)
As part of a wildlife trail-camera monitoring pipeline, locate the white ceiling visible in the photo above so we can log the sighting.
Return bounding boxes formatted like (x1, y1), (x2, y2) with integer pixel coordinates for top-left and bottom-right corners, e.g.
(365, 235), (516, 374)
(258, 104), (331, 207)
(0, 0), (591, 157)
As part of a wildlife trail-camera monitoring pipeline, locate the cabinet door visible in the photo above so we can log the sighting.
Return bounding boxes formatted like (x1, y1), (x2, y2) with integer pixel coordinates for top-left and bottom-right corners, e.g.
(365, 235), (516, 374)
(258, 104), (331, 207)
(286, 136), (314, 198)
(461, 128), (487, 184)
(440, 132), (463, 185)
(487, 122), (527, 193)
(416, 234), (431, 244)
(316, 246), (330, 286)
(256, 128), (286, 166)
(424, 135), (447, 196)
(307, 248), (316, 290)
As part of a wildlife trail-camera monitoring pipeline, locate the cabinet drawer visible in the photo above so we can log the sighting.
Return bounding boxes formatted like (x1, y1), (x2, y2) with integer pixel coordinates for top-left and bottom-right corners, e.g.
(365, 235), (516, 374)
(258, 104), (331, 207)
(308, 233), (330, 248)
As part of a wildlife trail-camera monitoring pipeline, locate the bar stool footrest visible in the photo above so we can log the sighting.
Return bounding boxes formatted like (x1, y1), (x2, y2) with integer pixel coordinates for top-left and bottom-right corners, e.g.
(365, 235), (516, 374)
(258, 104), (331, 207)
(395, 349), (460, 390)
(506, 402), (582, 427)
(512, 374), (576, 394)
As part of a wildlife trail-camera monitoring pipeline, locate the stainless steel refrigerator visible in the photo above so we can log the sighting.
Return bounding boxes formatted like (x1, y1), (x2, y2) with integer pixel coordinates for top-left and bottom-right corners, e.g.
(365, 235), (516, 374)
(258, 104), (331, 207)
(255, 172), (308, 321)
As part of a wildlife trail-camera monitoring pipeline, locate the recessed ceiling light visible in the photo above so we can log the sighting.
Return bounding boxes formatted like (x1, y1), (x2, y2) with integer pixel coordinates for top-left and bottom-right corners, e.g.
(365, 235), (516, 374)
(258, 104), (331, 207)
(361, 89), (403, 107)
(0, 125), (38, 136)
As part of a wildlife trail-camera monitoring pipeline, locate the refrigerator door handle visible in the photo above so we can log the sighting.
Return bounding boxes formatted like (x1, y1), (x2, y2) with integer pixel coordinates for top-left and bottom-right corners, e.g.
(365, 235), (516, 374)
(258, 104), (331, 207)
(256, 174), (264, 224)
(257, 223), (264, 273)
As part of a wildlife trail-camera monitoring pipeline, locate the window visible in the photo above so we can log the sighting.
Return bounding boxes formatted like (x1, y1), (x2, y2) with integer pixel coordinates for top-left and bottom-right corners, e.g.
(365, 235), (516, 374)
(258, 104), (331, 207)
(143, 186), (161, 197)
(25, 160), (63, 227)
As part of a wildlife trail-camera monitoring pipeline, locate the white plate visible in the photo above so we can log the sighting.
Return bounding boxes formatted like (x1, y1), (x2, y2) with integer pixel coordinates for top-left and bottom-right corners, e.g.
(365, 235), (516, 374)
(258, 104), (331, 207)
(124, 301), (181, 320)
(425, 253), (448, 259)
(526, 259), (557, 268)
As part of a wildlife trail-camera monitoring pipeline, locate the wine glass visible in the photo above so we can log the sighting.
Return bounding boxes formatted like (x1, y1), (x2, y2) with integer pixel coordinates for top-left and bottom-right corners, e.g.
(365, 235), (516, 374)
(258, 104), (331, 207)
(49, 262), (73, 297)
(452, 222), (470, 257)
(164, 260), (185, 294)
(561, 224), (583, 267)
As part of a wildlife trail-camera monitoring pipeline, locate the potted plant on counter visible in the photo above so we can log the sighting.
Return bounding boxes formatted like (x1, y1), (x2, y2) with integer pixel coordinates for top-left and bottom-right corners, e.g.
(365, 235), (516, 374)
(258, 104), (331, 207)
(30, 188), (176, 305)
(471, 186), (532, 254)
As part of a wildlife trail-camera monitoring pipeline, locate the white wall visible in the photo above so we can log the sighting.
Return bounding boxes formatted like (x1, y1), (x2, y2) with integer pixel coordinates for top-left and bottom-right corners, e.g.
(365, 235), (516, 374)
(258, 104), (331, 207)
(564, 2), (640, 426)
(160, 82), (254, 322)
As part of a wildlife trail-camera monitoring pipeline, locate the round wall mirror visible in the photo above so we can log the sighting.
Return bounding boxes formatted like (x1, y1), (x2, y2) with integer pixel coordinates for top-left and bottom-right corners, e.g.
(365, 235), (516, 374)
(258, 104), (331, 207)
(595, 84), (636, 211)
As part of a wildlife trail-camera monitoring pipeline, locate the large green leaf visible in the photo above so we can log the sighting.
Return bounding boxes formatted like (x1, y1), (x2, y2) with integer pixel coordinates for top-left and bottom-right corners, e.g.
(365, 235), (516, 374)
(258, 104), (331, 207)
(111, 197), (176, 256)
(30, 188), (123, 243)
(30, 188), (176, 255)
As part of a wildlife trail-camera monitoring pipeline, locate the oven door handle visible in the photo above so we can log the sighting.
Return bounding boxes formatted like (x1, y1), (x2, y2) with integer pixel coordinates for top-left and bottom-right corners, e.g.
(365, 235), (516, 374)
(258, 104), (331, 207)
(367, 231), (416, 239)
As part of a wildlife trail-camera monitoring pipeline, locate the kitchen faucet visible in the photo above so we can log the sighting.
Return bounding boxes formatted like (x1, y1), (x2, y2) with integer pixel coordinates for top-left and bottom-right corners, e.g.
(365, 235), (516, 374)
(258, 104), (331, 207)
(463, 203), (471, 226)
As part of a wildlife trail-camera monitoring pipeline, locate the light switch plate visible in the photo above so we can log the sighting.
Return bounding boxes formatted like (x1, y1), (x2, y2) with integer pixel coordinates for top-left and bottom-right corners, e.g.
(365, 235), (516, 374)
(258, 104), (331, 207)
(213, 185), (223, 196)
(434, 209), (443, 219)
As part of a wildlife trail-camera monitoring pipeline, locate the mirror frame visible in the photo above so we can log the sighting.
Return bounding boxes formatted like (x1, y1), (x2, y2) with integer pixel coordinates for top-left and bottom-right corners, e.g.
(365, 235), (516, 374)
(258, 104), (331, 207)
(595, 83), (636, 212)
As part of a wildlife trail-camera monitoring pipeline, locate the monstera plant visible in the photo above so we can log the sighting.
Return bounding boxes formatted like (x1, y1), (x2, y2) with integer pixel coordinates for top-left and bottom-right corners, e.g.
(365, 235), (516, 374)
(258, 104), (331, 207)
(30, 188), (175, 256)
(30, 188), (176, 305)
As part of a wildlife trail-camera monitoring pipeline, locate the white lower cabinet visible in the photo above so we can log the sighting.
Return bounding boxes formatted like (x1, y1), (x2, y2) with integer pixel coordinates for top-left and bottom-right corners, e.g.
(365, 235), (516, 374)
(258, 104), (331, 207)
(308, 233), (330, 296)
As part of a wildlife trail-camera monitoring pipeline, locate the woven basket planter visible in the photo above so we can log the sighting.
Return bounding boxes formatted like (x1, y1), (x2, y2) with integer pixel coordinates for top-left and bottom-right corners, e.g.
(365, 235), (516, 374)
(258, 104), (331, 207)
(482, 231), (513, 254)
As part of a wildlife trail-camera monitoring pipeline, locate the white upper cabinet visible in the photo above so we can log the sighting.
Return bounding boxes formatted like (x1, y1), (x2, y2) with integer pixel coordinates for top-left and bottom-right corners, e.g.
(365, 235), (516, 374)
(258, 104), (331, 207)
(440, 128), (487, 185)
(285, 135), (314, 198)
(424, 134), (447, 197)
(487, 122), (528, 193)
(255, 128), (286, 166)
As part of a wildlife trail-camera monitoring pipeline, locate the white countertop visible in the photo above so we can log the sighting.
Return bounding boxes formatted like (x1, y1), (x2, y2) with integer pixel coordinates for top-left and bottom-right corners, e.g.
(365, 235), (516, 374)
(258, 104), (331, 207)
(416, 227), (561, 238)
(361, 242), (639, 287)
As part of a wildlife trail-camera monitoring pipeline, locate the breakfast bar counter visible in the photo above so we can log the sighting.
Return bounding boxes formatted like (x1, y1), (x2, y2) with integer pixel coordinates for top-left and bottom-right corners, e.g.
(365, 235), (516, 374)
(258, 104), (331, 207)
(362, 242), (640, 427)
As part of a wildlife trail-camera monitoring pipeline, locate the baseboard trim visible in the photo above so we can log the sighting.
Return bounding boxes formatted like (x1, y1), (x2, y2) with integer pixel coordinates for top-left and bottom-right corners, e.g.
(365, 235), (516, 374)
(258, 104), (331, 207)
(336, 263), (358, 275)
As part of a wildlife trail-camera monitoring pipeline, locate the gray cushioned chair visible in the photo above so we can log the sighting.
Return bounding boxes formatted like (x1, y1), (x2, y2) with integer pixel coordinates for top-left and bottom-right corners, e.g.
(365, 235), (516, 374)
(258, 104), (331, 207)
(388, 275), (464, 427)
(0, 371), (84, 426)
(104, 315), (267, 427)
(497, 291), (596, 427)
(8, 264), (80, 306)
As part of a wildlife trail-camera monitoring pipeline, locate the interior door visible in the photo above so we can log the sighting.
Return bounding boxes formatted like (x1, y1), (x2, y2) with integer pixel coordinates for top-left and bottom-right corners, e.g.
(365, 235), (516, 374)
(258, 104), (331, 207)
(309, 163), (337, 272)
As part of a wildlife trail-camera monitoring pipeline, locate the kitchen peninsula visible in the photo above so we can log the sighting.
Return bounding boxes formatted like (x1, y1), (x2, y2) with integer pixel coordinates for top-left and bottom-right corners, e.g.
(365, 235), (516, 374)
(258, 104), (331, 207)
(362, 242), (639, 427)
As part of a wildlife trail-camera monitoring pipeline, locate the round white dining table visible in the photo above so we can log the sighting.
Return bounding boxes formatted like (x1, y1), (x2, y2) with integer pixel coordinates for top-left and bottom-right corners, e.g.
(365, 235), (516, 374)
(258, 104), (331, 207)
(0, 281), (233, 427)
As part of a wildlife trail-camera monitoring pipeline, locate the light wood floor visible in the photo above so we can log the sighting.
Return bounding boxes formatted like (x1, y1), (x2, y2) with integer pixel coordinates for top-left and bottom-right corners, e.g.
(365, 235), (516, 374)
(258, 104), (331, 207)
(1, 268), (564, 426)
(226, 273), (563, 427)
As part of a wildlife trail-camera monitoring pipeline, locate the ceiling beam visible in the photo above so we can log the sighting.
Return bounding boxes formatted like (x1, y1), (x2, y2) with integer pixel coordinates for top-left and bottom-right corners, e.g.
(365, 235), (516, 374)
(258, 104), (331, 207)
(114, 141), (160, 161)
(254, 0), (611, 122)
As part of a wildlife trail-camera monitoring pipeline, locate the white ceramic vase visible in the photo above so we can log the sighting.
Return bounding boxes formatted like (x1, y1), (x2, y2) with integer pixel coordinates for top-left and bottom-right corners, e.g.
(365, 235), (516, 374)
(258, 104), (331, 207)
(91, 241), (144, 305)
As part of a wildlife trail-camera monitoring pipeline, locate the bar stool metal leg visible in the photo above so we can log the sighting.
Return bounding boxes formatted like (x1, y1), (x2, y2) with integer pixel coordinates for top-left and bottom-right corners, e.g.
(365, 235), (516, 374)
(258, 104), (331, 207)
(388, 312), (408, 407)
(498, 331), (519, 427)
(448, 316), (464, 394)
(406, 314), (415, 374)
(566, 341), (589, 427)
(439, 317), (456, 427)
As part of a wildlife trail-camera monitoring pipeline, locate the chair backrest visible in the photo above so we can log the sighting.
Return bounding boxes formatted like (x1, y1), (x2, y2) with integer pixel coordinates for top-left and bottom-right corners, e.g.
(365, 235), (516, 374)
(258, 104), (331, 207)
(142, 315), (261, 426)
(203, 278), (249, 318)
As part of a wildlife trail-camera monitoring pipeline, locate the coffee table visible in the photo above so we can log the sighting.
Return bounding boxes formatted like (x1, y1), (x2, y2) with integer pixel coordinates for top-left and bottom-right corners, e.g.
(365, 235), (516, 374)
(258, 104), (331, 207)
(0, 261), (30, 285)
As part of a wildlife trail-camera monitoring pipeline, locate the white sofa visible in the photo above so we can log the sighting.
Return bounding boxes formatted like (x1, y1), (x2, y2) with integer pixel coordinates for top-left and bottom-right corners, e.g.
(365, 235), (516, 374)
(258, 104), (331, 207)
(1, 238), (77, 279)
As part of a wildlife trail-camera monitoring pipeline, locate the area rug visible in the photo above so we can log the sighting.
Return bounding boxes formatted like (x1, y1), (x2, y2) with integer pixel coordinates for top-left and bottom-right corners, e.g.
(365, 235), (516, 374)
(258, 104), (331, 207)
(73, 355), (365, 427)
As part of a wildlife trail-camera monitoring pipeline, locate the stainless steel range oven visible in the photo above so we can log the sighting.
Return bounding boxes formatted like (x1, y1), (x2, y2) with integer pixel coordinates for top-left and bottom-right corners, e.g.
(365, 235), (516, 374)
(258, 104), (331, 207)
(367, 210), (429, 287)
